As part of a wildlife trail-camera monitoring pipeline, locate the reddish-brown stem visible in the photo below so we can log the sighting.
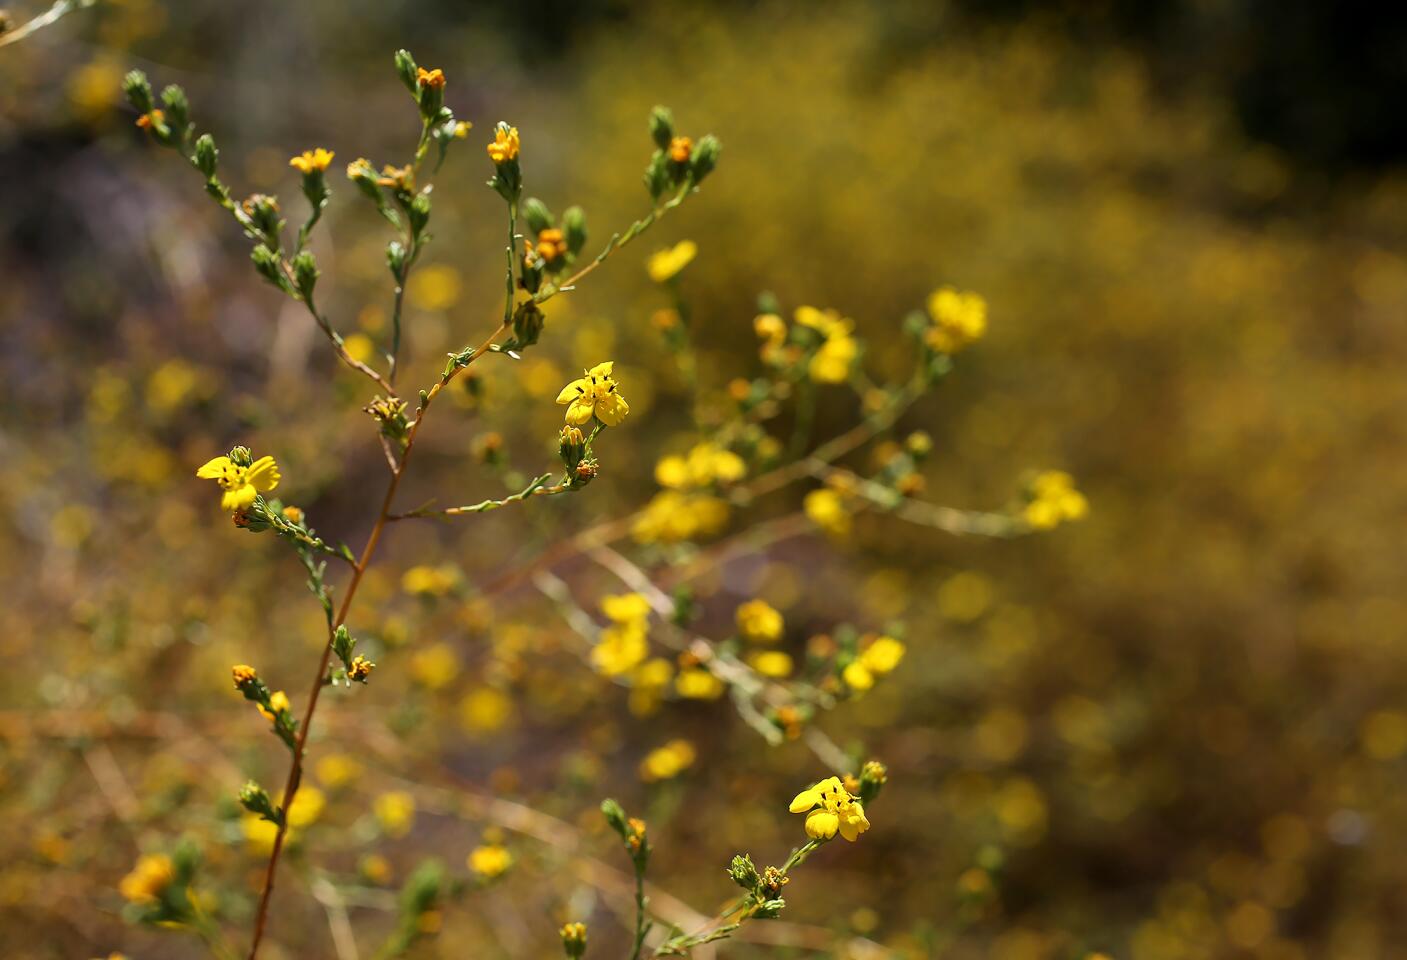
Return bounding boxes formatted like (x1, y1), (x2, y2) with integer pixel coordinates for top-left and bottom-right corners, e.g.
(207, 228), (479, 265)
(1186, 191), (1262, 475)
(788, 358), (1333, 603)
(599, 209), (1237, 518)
(245, 320), (509, 959)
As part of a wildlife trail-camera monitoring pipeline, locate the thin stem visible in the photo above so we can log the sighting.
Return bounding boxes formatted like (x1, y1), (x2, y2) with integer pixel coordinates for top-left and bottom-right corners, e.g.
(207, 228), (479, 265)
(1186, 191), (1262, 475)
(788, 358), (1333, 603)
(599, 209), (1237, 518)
(631, 859), (649, 960)
(389, 473), (566, 520)
(0, 0), (91, 48)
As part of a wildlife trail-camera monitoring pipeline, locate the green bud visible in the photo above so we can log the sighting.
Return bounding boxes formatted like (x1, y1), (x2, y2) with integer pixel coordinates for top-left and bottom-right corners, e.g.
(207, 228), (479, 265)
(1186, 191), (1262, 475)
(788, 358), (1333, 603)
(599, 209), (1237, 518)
(510, 299), (545, 348)
(251, 245), (285, 290)
(558, 426), (586, 471)
(408, 192), (431, 237)
(599, 798), (628, 838)
(238, 780), (282, 824)
(753, 898), (786, 919)
(690, 134), (721, 183)
(122, 70), (153, 113)
(244, 194), (283, 241)
(386, 239), (407, 276)
(291, 251), (319, 300)
(346, 158), (382, 202)
(160, 84), (189, 133)
(228, 445), (253, 466)
(561, 206), (587, 256)
(522, 197), (553, 235)
(331, 625), (356, 669)
(394, 49), (419, 94)
(727, 853), (759, 891)
(858, 759), (888, 806)
(644, 151), (670, 201)
(194, 134), (218, 179)
(400, 859), (444, 916)
(648, 105), (674, 150)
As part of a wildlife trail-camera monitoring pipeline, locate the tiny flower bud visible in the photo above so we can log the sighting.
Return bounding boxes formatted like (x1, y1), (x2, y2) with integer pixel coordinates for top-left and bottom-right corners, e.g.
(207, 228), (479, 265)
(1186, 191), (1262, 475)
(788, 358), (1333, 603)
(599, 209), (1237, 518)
(232, 664), (258, 688)
(858, 759), (888, 805)
(346, 157), (381, 202)
(292, 250), (319, 300)
(348, 655), (375, 683)
(160, 84), (189, 133)
(690, 135), (721, 183)
(238, 780), (281, 823)
(408, 192), (431, 237)
(250, 244), (286, 289)
(728, 853), (760, 891)
(561, 205), (587, 256)
(386, 239), (408, 275)
(600, 798), (628, 837)
(558, 425), (586, 470)
(194, 133), (219, 178)
(521, 197), (553, 235)
(648, 105), (674, 150)
(394, 49), (419, 94)
(753, 898), (787, 919)
(122, 70), (154, 114)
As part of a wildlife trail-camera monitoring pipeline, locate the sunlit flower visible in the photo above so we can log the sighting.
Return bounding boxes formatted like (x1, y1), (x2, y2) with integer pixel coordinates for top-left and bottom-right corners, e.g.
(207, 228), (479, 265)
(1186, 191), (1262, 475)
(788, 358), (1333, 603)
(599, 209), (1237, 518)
(639, 739), (697, 781)
(668, 135), (693, 164)
(647, 240), (697, 283)
(468, 844), (513, 878)
(257, 690), (290, 722)
(197, 453), (280, 512)
(119, 853), (173, 904)
(748, 650), (794, 678)
(675, 667), (725, 700)
(860, 635), (906, 674)
(602, 593), (651, 624)
(375, 791), (416, 837)
(556, 361), (629, 426)
(487, 125), (520, 163)
(789, 775), (870, 842)
(736, 599), (785, 644)
(804, 488), (851, 536)
(416, 66), (446, 89)
(410, 642), (460, 689)
(289, 148), (334, 174)
(925, 287), (987, 354)
(592, 622), (649, 677)
(315, 753), (363, 788)
(402, 563), (458, 597)
(796, 306), (858, 383)
(1023, 470), (1088, 529)
(654, 442), (746, 489)
(632, 491), (730, 543)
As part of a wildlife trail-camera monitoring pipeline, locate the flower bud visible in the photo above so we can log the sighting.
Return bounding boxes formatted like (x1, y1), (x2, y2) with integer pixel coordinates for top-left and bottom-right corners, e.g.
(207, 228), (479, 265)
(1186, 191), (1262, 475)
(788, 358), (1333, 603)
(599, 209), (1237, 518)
(511, 300), (545, 349)
(331, 624), (356, 669)
(558, 425), (586, 471)
(644, 151), (670, 201)
(122, 70), (154, 114)
(559, 922), (588, 959)
(521, 197), (553, 235)
(394, 49), (419, 94)
(238, 780), (281, 823)
(727, 853), (759, 891)
(243, 194), (282, 239)
(648, 105), (674, 150)
(753, 898), (787, 919)
(348, 655), (375, 683)
(386, 239), (408, 276)
(408, 192), (431, 237)
(858, 759), (888, 805)
(599, 798), (628, 838)
(291, 250), (319, 300)
(228, 446), (253, 466)
(250, 244), (286, 290)
(690, 135), (721, 183)
(194, 133), (218, 179)
(561, 206), (587, 256)
(346, 157), (381, 202)
(160, 84), (189, 133)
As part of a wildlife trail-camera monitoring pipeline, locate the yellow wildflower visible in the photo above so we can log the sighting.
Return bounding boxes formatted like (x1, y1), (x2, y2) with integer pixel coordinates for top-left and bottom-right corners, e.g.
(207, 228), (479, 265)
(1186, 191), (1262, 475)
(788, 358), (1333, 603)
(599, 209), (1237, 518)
(736, 599), (784, 644)
(315, 753), (363, 788)
(804, 488), (851, 536)
(675, 667), (725, 700)
(460, 686), (513, 733)
(375, 791), (416, 837)
(655, 443), (746, 490)
(639, 739), (697, 782)
(1023, 470), (1088, 529)
(556, 361), (629, 426)
(632, 490), (730, 543)
(592, 622), (649, 677)
(647, 240), (697, 283)
(348, 655), (375, 682)
(748, 650), (794, 678)
(410, 642), (460, 690)
(601, 593), (652, 624)
(789, 776), (870, 842)
(860, 635), (906, 674)
(257, 690), (290, 722)
(416, 66), (445, 89)
(842, 660), (875, 692)
(196, 453), (280, 512)
(231, 664), (258, 688)
(796, 306), (858, 383)
(487, 125), (520, 162)
(628, 657), (674, 716)
(468, 844), (513, 878)
(287, 786), (325, 828)
(925, 287), (987, 354)
(402, 563), (458, 596)
(119, 853), (173, 904)
(289, 147), (334, 174)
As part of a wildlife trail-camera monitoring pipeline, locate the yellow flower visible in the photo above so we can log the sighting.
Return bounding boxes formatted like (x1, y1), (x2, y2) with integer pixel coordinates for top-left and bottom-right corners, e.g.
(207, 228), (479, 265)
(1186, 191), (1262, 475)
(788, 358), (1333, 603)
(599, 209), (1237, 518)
(402, 564), (458, 596)
(748, 650), (794, 678)
(842, 660), (874, 692)
(601, 593), (651, 624)
(925, 287), (987, 354)
(416, 66), (446, 89)
(754, 312), (787, 348)
(119, 853), (173, 904)
(675, 667), (725, 700)
(1022, 470), (1088, 529)
(628, 657), (674, 716)
(804, 488), (851, 536)
(859, 635), (905, 674)
(655, 443), (747, 490)
(258, 690), (290, 722)
(196, 453), (280, 512)
(468, 844), (513, 878)
(375, 791), (416, 837)
(668, 136), (694, 164)
(287, 786), (325, 828)
(639, 739), (697, 782)
(647, 240), (697, 282)
(410, 642), (460, 690)
(231, 664), (258, 688)
(736, 599), (785, 644)
(460, 685), (513, 733)
(795, 306), (858, 383)
(556, 361), (629, 426)
(289, 148), (334, 174)
(789, 776), (870, 842)
(315, 754), (363, 789)
(592, 622), (649, 677)
(632, 491), (731, 543)
(487, 125), (520, 163)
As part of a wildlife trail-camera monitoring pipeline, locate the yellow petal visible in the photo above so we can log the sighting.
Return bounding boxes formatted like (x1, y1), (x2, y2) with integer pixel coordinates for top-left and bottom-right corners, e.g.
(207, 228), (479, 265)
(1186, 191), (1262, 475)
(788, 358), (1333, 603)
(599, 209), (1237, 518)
(246, 456), (281, 493)
(565, 399), (595, 425)
(586, 361), (614, 379)
(805, 808), (839, 840)
(595, 394), (629, 427)
(789, 787), (822, 813)
(196, 456), (233, 479)
(556, 378), (589, 405)
(222, 485), (257, 512)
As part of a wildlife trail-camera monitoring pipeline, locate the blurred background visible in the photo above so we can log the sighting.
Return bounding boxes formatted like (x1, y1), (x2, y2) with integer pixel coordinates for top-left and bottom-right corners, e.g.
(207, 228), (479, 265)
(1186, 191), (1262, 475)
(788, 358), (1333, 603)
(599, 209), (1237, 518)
(5, 1), (1407, 958)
